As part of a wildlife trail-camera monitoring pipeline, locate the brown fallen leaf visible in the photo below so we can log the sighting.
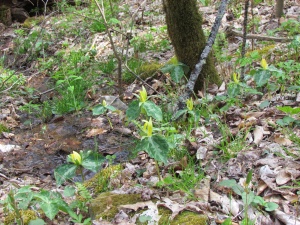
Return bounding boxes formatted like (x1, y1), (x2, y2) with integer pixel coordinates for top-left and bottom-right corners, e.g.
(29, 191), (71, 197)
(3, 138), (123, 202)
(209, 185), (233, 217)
(253, 126), (264, 145)
(86, 128), (107, 137)
(274, 135), (292, 146)
(158, 197), (204, 220)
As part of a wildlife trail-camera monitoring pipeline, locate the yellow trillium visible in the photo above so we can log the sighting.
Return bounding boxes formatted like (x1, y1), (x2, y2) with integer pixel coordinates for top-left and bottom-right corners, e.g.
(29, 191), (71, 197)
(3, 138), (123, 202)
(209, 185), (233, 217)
(139, 86), (148, 103)
(233, 73), (240, 84)
(102, 100), (107, 107)
(186, 98), (193, 111)
(261, 58), (268, 70)
(143, 118), (153, 137)
(70, 151), (82, 165)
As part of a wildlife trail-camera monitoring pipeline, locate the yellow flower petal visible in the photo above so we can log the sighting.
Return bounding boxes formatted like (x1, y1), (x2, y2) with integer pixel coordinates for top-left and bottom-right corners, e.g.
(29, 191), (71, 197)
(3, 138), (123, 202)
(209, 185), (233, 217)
(186, 98), (193, 111)
(261, 58), (268, 70)
(70, 151), (82, 165)
(139, 86), (148, 103)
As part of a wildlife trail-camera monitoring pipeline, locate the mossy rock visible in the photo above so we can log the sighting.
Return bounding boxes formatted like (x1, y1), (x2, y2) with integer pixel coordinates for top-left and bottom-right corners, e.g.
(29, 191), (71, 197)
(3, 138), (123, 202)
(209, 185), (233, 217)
(84, 164), (123, 194)
(90, 192), (142, 220)
(23, 16), (44, 28)
(158, 208), (208, 225)
(4, 209), (38, 225)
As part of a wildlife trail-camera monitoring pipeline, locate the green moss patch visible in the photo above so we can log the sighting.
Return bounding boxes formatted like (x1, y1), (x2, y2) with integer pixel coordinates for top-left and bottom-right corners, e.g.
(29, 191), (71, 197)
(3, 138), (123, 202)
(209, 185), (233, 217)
(158, 208), (208, 225)
(84, 164), (123, 194)
(90, 192), (142, 220)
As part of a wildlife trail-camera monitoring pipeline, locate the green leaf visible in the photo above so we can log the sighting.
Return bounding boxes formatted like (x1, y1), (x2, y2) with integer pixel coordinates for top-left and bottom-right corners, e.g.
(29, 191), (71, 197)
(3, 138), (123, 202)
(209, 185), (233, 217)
(253, 196), (265, 205)
(81, 150), (105, 172)
(143, 101), (163, 121)
(136, 135), (169, 164)
(40, 201), (59, 220)
(171, 65), (184, 83)
(246, 170), (253, 186)
(54, 164), (77, 186)
(109, 18), (120, 25)
(63, 186), (76, 197)
(92, 105), (106, 115)
(29, 219), (46, 225)
(105, 105), (116, 112)
(242, 191), (255, 206)
(160, 64), (175, 73)
(254, 70), (271, 87)
(259, 100), (270, 109)
(227, 83), (240, 98)
(126, 100), (140, 120)
(276, 116), (296, 126)
(219, 179), (237, 188)
(277, 106), (300, 115)
(221, 218), (232, 225)
(172, 109), (187, 120)
(265, 202), (279, 211)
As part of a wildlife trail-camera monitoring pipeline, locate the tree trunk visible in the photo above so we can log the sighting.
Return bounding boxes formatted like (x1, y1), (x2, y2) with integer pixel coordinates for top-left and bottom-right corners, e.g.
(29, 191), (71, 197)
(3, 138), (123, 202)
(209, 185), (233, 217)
(275, 0), (284, 18)
(163, 0), (220, 92)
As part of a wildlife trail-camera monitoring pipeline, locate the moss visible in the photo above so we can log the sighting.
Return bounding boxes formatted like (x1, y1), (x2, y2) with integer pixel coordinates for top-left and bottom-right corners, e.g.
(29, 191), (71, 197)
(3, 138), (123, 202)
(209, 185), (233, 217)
(23, 16), (44, 29)
(0, 123), (9, 134)
(122, 61), (162, 84)
(84, 164), (122, 194)
(158, 208), (208, 225)
(90, 192), (142, 220)
(137, 62), (163, 79)
(245, 45), (276, 58)
(167, 56), (178, 65)
(4, 209), (38, 225)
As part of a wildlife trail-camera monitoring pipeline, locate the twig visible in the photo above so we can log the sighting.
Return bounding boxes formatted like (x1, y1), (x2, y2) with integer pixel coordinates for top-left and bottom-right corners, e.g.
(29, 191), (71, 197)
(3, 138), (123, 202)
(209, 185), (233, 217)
(240, 0), (249, 79)
(225, 27), (293, 43)
(176, 0), (229, 111)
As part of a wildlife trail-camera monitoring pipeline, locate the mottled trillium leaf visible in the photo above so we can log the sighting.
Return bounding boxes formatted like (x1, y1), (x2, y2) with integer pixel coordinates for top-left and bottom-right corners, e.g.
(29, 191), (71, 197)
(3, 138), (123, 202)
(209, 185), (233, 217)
(126, 100), (140, 120)
(54, 164), (77, 186)
(143, 101), (162, 121)
(136, 135), (169, 164)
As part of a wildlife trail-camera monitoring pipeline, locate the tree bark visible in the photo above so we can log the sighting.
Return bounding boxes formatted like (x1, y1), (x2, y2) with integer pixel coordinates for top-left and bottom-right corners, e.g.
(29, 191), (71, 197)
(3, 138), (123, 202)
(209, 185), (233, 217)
(275, 0), (284, 18)
(163, 0), (220, 92)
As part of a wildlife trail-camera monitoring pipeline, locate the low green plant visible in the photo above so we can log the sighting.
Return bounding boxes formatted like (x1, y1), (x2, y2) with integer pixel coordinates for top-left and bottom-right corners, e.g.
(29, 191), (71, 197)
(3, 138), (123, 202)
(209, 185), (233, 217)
(92, 100), (117, 128)
(126, 86), (162, 121)
(0, 183), (93, 225)
(54, 150), (105, 186)
(220, 170), (278, 225)
(216, 123), (248, 161)
(0, 67), (26, 92)
(278, 19), (300, 36)
(161, 61), (189, 83)
(276, 106), (300, 127)
(157, 159), (204, 199)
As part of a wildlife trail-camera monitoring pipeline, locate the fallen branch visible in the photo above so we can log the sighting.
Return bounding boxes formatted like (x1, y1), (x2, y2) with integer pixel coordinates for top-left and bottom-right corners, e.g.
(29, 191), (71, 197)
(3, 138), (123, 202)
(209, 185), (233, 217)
(225, 26), (293, 43)
(176, 0), (229, 111)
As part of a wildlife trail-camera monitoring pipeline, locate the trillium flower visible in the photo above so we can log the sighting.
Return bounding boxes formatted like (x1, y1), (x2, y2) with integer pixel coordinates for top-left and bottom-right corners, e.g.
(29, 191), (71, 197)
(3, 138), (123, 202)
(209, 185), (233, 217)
(70, 151), (82, 166)
(142, 118), (153, 137)
(233, 73), (240, 84)
(139, 86), (148, 103)
(102, 100), (107, 107)
(261, 58), (268, 70)
(186, 98), (193, 111)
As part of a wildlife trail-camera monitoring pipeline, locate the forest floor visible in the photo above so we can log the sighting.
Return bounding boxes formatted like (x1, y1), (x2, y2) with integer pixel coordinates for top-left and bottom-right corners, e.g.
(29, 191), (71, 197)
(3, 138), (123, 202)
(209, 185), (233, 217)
(0, 0), (300, 224)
